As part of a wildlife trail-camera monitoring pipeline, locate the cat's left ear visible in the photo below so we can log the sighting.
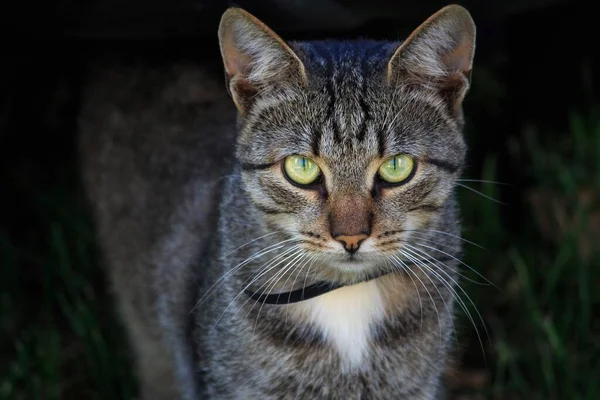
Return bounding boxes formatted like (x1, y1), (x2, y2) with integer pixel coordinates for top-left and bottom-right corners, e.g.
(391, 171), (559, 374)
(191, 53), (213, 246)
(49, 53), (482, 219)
(387, 5), (476, 113)
(218, 8), (308, 115)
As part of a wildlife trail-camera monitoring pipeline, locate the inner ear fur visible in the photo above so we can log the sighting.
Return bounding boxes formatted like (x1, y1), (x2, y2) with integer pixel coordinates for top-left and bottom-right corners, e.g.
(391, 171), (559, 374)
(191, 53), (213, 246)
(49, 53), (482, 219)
(387, 5), (476, 112)
(218, 7), (307, 115)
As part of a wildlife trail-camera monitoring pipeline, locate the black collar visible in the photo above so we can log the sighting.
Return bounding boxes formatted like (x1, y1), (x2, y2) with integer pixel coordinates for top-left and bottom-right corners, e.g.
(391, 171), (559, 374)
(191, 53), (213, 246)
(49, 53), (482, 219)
(244, 256), (453, 304)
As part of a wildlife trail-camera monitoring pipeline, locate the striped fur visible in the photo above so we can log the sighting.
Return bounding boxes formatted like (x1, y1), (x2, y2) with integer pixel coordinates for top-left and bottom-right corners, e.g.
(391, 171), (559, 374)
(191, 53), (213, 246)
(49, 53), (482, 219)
(79, 4), (476, 400)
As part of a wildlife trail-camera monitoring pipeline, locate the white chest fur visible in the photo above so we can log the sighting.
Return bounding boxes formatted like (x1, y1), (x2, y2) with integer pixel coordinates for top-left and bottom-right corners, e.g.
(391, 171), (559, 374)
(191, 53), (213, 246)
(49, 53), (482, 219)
(292, 280), (385, 371)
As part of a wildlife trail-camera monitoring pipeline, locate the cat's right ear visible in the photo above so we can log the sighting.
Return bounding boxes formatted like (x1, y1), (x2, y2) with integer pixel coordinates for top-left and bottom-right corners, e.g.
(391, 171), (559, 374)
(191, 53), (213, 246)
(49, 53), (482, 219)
(218, 8), (307, 115)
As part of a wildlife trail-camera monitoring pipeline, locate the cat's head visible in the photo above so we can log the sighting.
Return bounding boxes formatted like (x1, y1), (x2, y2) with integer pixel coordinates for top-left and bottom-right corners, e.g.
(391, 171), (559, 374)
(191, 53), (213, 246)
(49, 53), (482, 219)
(218, 5), (475, 280)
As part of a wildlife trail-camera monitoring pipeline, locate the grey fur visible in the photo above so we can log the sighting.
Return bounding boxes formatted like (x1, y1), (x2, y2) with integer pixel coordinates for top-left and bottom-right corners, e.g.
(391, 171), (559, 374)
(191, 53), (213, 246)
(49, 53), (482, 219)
(79, 5), (475, 399)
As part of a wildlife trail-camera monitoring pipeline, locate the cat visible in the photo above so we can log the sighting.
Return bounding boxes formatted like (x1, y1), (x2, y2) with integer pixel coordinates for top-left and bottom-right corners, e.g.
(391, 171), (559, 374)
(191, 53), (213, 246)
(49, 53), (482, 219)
(79, 4), (475, 399)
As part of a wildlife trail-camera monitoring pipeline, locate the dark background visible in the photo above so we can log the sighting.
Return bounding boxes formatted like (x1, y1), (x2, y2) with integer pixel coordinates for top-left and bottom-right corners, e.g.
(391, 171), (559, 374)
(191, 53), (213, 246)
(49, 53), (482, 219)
(2, 1), (599, 399)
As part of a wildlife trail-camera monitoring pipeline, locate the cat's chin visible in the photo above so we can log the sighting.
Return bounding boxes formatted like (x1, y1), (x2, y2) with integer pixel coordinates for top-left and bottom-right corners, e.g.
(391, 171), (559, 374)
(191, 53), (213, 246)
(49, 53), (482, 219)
(325, 254), (384, 280)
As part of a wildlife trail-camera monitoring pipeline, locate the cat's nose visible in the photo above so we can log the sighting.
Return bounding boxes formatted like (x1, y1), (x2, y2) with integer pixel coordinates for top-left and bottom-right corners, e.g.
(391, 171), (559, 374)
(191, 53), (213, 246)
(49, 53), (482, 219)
(334, 234), (368, 254)
(328, 194), (372, 254)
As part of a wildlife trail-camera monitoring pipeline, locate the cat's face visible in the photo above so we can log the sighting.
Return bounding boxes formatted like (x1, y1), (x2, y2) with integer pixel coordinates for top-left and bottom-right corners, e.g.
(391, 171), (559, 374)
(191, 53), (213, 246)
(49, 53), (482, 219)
(219, 6), (474, 280)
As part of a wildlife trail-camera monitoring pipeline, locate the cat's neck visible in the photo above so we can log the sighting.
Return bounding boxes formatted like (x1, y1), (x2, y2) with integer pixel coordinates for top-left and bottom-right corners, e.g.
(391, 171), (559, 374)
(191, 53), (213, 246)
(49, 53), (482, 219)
(285, 273), (417, 371)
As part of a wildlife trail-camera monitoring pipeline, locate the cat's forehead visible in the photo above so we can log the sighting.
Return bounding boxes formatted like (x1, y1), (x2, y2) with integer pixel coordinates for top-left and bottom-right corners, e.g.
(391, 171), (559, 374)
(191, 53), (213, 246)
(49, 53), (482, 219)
(290, 41), (429, 162)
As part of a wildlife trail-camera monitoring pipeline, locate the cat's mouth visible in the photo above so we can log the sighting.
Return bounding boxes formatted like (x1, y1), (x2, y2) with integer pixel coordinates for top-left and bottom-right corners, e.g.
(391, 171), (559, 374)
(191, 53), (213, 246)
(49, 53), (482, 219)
(323, 251), (384, 276)
(299, 236), (390, 279)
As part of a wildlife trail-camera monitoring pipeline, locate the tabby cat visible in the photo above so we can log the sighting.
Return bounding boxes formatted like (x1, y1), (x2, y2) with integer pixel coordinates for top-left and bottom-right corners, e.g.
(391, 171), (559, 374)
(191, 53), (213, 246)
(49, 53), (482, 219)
(79, 4), (476, 399)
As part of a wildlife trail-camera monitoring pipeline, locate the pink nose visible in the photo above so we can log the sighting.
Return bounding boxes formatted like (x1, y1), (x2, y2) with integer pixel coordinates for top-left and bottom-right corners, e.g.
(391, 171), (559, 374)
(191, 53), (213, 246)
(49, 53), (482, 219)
(334, 234), (368, 254)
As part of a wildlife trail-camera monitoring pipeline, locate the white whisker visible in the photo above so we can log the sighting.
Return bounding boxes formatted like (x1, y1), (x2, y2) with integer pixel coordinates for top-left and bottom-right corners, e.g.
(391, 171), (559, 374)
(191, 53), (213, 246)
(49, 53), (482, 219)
(405, 229), (486, 250)
(298, 253), (321, 301)
(457, 178), (510, 186)
(235, 247), (305, 323)
(224, 231), (283, 257)
(385, 256), (424, 329)
(398, 250), (455, 347)
(191, 237), (301, 313)
(399, 248), (458, 346)
(391, 255), (442, 341)
(210, 245), (302, 332)
(456, 183), (505, 205)
(397, 233), (461, 252)
(251, 251), (307, 336)
(403, 244), (489, 361)
(277, 251), (312, 305)
(409, 241), (497, 288)
(283, 252), (319, 326)
(393, 236), (492, 286)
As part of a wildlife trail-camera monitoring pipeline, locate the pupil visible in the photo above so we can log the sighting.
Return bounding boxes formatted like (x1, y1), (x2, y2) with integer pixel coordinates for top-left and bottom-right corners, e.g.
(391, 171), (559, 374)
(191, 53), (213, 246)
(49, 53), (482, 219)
(393, 157), (397, 170)
(301, 157), (306, 170)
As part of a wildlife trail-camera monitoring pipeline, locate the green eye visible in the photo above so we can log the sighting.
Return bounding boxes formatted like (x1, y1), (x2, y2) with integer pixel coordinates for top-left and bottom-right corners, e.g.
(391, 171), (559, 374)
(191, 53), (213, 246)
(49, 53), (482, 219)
(378, 154), (415, 184)
(284, 155), (321, 185)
